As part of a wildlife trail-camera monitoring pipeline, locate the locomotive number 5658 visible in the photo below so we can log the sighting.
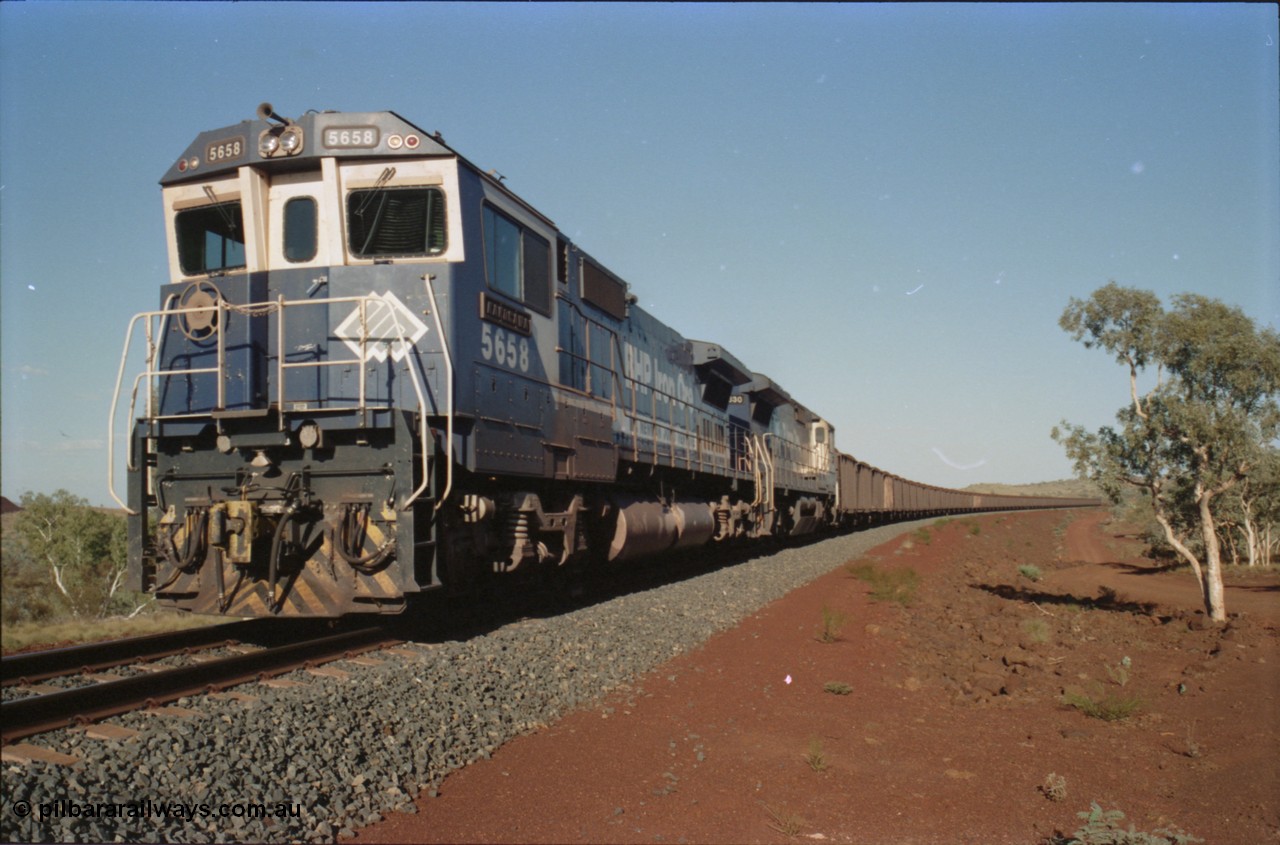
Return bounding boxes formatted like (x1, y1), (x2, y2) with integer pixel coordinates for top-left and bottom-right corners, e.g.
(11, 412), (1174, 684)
(480, 323), (530, 373)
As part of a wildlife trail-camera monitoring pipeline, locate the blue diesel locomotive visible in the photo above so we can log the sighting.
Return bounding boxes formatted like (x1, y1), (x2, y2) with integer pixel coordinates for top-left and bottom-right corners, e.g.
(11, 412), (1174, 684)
(110, 104), (1094, 618)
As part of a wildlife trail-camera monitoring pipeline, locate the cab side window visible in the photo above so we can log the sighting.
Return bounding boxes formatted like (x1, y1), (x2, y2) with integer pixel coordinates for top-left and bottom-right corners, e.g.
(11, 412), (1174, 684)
(176, 202), (245, 275)
(483, 204), (551, 315)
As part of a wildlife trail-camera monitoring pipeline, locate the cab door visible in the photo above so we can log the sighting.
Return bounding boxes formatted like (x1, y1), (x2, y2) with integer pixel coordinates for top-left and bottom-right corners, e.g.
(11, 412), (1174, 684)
(266, 168), (336, 271)
(810, 422), (831, 474)
(265, 168), (338, 407)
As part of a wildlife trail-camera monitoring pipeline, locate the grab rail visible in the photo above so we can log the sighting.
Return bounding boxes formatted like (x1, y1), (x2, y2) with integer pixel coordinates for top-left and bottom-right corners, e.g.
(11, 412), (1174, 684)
(108, 292), (444, 514)
(421, 274), (453, 510)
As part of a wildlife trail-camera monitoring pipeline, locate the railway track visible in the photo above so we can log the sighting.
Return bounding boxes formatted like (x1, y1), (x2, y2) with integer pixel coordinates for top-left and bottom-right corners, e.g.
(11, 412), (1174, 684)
(0, 626), (402, 744)
(0, 619), (284, 687)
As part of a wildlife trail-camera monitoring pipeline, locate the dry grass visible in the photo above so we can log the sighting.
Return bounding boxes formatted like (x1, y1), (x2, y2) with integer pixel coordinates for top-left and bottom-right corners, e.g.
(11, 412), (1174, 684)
(846, 561), (920, 606)
(815, 605), (848, 643)
(804, 738), (828, 772)
(2, 611), (219, 654)
(762, 803), (805, 838)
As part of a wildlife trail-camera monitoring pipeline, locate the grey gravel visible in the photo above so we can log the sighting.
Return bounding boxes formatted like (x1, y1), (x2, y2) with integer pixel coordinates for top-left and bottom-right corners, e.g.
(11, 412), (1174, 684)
(2, 521), (927, 843)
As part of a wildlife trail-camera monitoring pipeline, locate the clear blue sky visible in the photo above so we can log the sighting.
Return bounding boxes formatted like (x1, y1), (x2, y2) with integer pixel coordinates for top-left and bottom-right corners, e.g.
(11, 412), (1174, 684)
(2, 2), (1277, 505)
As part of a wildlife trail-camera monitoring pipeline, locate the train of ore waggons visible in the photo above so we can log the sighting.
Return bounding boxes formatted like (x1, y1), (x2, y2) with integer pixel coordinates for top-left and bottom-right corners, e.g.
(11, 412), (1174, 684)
(109, 104), (1097, 619)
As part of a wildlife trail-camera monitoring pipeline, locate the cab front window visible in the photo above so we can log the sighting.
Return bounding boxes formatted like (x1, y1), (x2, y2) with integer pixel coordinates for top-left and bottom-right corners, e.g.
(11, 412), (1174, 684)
(176, 202), (245, 275)
(347, 186), (446, 258)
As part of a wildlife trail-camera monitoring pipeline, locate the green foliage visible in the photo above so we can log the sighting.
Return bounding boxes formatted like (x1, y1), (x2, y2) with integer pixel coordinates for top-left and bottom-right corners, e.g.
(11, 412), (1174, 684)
(816, 605), (847, 643)
(1, 527), (61, 624)
(1067, 802), (1202, 845)
(846, 561), (920, 605)
(1018, 564), (1043, 582)
(1216, 445), (1280, 566)
(823, 681), (853, 695)
(912, 527), (933, 545)
(7, 490), (139, 621)
(1063, 690), (1142, 722)
(1054, 283), (1280, 620)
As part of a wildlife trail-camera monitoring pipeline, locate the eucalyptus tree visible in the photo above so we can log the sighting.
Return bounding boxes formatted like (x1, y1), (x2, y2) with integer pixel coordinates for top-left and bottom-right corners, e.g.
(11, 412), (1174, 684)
(1219, 445), (1280, 567)
(1052, 283), (1280, 622)
(11, 490), (130, 618)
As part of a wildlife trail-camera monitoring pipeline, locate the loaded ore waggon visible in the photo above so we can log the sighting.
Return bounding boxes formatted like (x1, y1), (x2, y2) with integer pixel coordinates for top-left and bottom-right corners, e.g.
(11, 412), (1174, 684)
(109, 104), (1097, 619)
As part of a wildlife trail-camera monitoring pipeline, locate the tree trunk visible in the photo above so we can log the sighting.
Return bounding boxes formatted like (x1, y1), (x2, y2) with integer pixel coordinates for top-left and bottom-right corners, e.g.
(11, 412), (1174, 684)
(127, 597), (154, 619)
(1221, 527), (1238, 566)
(1152, 509), (1206, 593)
(1239, 495), (1259, 567)
(1241, 515), (1259, 568)
(1198, 494), (1227, 622)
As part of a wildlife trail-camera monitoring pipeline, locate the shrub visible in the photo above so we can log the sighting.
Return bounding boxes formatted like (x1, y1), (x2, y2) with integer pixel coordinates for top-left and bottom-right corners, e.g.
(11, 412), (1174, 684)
(803, 738), (827, 772)
(1063, 690), (1142, 722)
(762, 804), (804, 838)
(1105, 656), (1132, 687)
(816, 605), (847, 643)
(1021, 618), (1052, 644)
(7, 491), (140, 621)
(823, 681), (852, 695)
(847, 562), (919, 605)
(1067, 802), (1202, 845)
(1040, 772), (1068, 802)
(1018, 564), (1043, 582)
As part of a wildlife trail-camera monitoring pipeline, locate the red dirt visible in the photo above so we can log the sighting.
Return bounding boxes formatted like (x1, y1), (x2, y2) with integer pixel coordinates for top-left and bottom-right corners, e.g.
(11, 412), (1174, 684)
(357, 509), (1280, 844)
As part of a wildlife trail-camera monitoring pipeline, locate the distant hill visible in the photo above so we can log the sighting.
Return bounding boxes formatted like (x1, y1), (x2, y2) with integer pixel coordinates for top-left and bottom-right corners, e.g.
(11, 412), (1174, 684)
(961, 478), (1103, 499)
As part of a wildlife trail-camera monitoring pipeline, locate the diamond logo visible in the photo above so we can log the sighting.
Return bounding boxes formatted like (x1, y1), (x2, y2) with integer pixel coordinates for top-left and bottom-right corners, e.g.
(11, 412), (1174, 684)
(334, 291), (428, 363)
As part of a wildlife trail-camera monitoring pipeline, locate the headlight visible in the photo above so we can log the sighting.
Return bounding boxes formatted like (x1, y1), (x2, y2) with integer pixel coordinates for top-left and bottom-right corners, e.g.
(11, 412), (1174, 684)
(259, 131), (280, 157)
(280, 126), (304, 155)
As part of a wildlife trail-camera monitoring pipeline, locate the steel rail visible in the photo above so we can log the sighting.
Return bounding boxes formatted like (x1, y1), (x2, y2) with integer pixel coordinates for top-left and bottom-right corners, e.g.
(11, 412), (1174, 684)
(1, 627), (401, 745)
(0, 620), (279, 688)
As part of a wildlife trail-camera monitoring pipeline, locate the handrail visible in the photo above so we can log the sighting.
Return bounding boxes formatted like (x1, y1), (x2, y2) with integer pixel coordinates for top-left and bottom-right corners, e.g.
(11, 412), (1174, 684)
(264, 290), (436, 510)
(375, 285), (432, 511)
(420, 274), (453, 511)
(555, 298), (719, 473)
(108, 298), (206, 513)
(109, 291), (440, 515)
(759, 433), (777, 516)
